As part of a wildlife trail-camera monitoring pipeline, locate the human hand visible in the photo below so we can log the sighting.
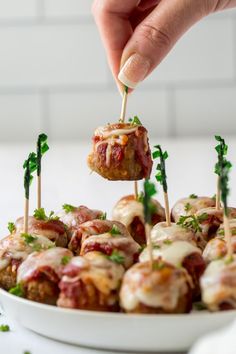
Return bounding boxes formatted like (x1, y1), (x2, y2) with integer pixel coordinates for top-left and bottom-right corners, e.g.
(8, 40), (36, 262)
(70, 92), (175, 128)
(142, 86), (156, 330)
(92, 0), (236, 91)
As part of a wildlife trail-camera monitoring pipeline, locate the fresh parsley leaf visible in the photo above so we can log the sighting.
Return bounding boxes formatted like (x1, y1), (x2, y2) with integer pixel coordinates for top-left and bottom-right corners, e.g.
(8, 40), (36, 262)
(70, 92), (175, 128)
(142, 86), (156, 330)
(110, 224), (120, 236)
(0, 324), (10, 332)
(189, 194), (198, 199)
(21, 233), (38, 245)
(152, 261), (165, 271)
(23, 152), (37, 199)
(34, 208), (58, 221)
(163, 239), (172, 245)
(99, 212), (107, 220)
(7, 222), (15, 234)
(225, 255), (234, 265)
(197, 213), (208, 223)
(34, 208), (47, 221)
(218, 229), (225, 236)
(138, 244), (146, 253)
(193, 302), (207, 311)
(9, 283), (24, 297)
(107, 251), (125, 264)
(23, 351), (31, 354)
(184, 203), (192, 212)
(177, 215), (203, 233)
(62, 204), (76, 213)
(32, 243), (42, 252)
(61, 255), (71, 265)
(128, 116), (142, 126)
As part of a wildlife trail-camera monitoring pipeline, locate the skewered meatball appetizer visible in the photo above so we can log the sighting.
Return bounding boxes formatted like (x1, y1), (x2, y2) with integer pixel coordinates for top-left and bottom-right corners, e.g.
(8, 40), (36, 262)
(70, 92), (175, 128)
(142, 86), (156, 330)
(69, 219), (139, 269)
(16, 247), (73, 305)
(139, 241), (205, 299)
(16, 214), (68, 247)
(201, 256), (236, 311)
(58, 251), (125, 311)
(217, 218), (236, 237)
(87, 123), (153, 180)
(112, 194), (165, 245)
(120, 260), (192, 313)
(196, 207), (236, 242)
(171, 196), (215, 223)
(0, 233), (54, 290)
(57, 204), (103, 240)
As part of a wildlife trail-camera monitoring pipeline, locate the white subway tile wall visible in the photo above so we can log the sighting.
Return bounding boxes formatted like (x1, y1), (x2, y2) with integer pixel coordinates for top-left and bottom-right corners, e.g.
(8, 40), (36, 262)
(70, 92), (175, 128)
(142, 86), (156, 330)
(0, 1), (235, 141)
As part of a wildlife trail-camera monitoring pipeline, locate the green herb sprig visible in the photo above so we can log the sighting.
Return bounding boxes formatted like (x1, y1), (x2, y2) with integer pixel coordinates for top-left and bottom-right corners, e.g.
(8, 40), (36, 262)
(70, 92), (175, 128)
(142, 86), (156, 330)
(62, 204), (76, 213)
(177, 213), (208, 233)
(9, 283), (24, 297)
(107, 250), (125, 265)
(33, 208), (59, 221)
(0, 324), (10, 332)
(215, 136), (228, 176)
(128, 116), (142, 126)
(152, 145), (168, 193)
(110, 224), (120, 236)
(7, 222), (15, 234)
(219, 158), (232, 216)
(143, 180), (157, 224)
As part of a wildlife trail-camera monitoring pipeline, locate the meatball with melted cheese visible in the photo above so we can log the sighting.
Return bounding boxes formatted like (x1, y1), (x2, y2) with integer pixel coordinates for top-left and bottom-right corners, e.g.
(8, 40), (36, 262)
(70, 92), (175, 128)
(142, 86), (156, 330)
(120, 260), (192, 314)
(69, 219), (140, 269)
(87, 123), (153, 180)
(140, 241), (205, 299)
(16, 247), (73, 305)
(16, 216), (68, 247)
(58, 252), (124, 311)
(171, 196), (215, 223)
(0, 233), (54, 290)
(112, 194), (165, 245)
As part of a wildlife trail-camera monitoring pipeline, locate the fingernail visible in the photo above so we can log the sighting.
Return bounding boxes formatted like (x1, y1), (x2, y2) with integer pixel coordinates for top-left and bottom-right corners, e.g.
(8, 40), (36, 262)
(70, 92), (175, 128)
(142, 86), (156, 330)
(118, 54), (151, 89)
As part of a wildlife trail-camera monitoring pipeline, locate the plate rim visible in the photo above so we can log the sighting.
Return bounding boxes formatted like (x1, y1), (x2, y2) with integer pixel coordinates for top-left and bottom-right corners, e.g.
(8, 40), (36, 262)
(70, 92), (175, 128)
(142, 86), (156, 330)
(1, 288), (236, 320)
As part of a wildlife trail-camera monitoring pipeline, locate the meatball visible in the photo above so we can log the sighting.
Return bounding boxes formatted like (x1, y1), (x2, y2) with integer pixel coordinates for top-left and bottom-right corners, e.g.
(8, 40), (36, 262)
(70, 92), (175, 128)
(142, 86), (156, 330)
(171, 196), (215, 223)
(196, 207), (236, 242)
(69, 219), (140, 269)
(57, 252), (125, 311)
(203, 236), (236, 263)
(151, 222), (199, 247)
(16, 216), (68, 247)
(16, 247), (73, 305)
(217, 218), (236, 238)
(87, 123), (153, 180)
(57, 205), (103, 240)
(201, 256), (236, 311)
(0, 233), (54, 290)
(112, 194), (165, 245)
(120, 260), (192, 313)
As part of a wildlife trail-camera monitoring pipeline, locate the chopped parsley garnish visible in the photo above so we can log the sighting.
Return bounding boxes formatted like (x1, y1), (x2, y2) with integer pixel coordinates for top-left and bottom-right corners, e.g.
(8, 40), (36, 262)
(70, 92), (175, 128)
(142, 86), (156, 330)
(138, 244), (146, 253)
(184, 203), (192, 212)
(62, 203), (76, 213)
(9, 283), (24, 297)
(163, 239), (172, 245)
(7, 222), (15, 234)
(23, 152), (37, 200)
(143, 180), (157, 224)
(225, 255), (234, 265)
(99, 212), (107, 220)
(153, 244), (161, 249)
(32, 243), (42, 252)
(152, 261), (165, 271)
(110, 224), (120, 236)
(107, 251), (125, 265)
(0, 324), (10, 332)
(34, 208), (59, 221)
(218, 229), (225, 236)
(61, 256), (71, 265)
(24, 351), (31, 354)
(37, 133), (49, 176)
(177, 214), (207, 233)
(193, 302), (207, 311)
(21, 233), (38, 244)
(128, 116), (142, 126)
(189, 194), (198, 199)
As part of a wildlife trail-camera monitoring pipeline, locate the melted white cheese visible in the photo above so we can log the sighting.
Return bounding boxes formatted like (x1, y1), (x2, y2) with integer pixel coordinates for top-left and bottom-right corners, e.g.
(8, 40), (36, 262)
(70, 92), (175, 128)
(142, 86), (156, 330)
(151, 222), (196, 245)
(17, 247), (72, 282)
(113, 200), (144, 226)
(139, 241), (201, 266)
(172, 197), (215, 222)
(201, 256), (236, 310)
(95, 126), (138, 139)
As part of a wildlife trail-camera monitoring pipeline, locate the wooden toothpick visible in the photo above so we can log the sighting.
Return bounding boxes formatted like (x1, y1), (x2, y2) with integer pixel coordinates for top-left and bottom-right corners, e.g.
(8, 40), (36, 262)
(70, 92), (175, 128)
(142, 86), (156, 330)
(224, 213), (233, 259)
(134, 181), (138, 200)
(23, 152), (37, 234)
(119, 86), (128, 123)
(24, 197), (29, 234)
(164, 191), (171, 226)
(145, 223), (153, 272)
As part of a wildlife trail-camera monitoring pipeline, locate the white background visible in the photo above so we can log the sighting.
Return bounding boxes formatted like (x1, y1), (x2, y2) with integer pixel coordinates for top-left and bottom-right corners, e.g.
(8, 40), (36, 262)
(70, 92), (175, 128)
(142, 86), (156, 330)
(0, 1), (235, 141)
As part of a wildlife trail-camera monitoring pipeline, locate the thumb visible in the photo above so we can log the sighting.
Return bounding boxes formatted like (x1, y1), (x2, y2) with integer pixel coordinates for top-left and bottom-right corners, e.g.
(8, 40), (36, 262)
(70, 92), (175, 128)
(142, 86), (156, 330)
(118, 0), (207, 89)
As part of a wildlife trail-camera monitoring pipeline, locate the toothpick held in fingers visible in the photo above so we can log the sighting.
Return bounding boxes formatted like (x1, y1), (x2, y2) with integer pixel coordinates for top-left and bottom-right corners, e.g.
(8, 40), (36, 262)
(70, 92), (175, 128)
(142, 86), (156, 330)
(214, 136), (228, 211)
(143, 180), (157, 271)
(153, 145), (171, 226)
(119, 85), (128, 123)
(36, 133), (49, 209)
(23, 152), (37, 233)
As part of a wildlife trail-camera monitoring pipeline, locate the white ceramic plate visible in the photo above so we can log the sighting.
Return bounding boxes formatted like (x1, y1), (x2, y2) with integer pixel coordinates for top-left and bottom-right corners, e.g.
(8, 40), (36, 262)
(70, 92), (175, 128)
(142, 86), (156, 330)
(0, 289), (236, 352)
